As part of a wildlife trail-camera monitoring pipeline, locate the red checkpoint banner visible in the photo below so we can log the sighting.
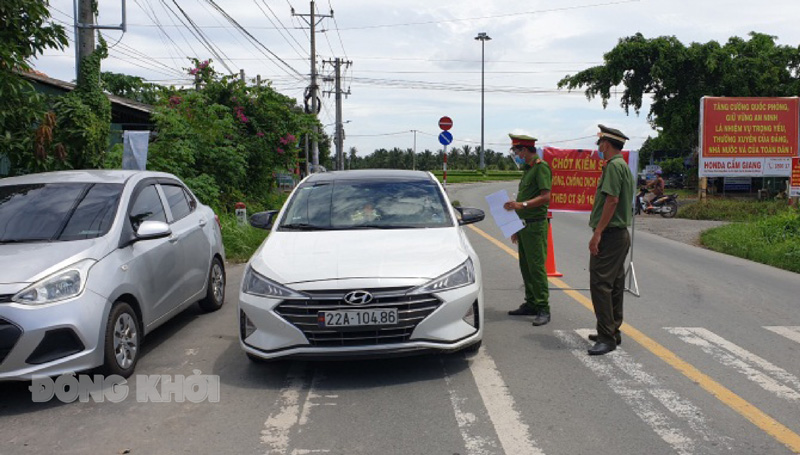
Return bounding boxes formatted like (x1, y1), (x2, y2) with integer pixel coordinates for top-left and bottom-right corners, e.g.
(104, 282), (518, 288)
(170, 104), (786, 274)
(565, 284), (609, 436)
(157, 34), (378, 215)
(543, 147), (633, 212)
(791, 157), (800, 197)
(702, 97), (798, 158)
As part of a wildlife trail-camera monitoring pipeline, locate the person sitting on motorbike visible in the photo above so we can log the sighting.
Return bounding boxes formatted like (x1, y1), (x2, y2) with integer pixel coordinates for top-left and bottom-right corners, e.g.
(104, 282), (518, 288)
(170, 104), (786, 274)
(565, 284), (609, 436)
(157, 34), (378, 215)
(645, 170), (665, 209)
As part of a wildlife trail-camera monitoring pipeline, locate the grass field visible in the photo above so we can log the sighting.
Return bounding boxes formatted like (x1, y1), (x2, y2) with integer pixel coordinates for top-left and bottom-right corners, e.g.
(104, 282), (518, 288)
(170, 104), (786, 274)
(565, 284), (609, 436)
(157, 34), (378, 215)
(701, 211), (800, 273)
(219, 213), (269, 263)
(430, 170), (523, 184)
(678, 198), (794, 221)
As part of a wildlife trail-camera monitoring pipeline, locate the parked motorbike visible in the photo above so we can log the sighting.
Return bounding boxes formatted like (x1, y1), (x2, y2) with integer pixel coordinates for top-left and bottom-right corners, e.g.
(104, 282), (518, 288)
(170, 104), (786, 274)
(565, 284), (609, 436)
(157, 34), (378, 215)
(635, 187), (678, 218)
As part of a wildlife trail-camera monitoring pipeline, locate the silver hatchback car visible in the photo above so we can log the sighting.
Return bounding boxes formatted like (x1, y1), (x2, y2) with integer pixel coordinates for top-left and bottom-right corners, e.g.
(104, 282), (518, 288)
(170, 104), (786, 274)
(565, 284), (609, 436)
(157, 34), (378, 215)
(0, 170), (226, 380)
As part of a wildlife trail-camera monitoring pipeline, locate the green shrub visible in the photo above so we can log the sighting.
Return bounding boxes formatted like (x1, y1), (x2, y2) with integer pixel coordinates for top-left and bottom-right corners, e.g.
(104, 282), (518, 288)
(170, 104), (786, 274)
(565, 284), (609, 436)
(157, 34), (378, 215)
(679, 198), (793, 221)
(218, 213), (269, 263)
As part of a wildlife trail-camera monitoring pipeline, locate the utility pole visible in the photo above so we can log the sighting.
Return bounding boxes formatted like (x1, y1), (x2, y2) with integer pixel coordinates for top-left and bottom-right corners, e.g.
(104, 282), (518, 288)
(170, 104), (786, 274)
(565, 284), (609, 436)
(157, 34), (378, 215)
(475, 32), (491, 172)
(410, 130), (419, 170)
(324, 58), (352, 170)
(74, 0), (127, 84)
(76, 0), (95, 85)
(293, 2), (332, 171)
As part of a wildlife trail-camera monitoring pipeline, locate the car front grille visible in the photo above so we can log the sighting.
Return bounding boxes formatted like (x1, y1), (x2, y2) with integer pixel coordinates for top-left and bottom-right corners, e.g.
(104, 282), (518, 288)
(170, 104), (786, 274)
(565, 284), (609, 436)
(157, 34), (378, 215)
(0, 294), (12, 303)
(275, 288), (442, 347)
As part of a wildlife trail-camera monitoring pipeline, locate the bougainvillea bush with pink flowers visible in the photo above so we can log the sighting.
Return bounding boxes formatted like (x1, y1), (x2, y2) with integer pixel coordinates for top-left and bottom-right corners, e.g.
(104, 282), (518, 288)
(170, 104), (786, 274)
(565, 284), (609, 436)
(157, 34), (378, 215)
(145, 59), (322, 212)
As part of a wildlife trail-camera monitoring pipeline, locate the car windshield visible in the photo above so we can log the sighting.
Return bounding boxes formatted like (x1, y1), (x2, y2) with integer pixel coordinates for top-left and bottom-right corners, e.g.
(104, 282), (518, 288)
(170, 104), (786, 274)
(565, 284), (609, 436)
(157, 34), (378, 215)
(279, 179), (453, 230)
(0, 183), (123, 243)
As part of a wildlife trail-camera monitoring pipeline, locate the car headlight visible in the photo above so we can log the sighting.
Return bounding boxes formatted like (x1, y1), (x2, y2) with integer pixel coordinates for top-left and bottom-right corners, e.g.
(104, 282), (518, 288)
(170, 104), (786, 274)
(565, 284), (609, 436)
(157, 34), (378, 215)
(410, 258), (475, 294)
(242, 266), (307, 299)
(12, 259), (97, 306)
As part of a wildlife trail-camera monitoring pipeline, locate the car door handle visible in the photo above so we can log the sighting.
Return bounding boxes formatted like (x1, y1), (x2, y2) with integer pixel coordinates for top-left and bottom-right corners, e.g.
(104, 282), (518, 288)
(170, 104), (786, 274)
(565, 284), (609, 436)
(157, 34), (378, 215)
(199, 218), (207, 227)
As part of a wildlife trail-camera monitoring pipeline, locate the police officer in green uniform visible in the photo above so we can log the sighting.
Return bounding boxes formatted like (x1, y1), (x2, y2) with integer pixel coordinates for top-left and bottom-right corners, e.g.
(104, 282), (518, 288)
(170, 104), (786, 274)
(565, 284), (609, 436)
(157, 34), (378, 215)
(504, 134), (553, 326)
(587, 125), (633, 355)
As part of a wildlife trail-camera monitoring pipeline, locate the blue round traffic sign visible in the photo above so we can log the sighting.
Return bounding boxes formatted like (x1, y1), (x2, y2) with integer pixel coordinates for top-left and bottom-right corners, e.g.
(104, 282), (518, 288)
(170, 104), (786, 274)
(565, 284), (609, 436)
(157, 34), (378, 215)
(438, 131), (453, 146)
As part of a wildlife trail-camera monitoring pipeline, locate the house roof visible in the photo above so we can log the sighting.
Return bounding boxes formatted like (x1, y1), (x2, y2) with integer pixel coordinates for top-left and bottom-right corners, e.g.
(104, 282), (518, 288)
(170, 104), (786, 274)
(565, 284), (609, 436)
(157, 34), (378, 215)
(18, 71), (154, 117)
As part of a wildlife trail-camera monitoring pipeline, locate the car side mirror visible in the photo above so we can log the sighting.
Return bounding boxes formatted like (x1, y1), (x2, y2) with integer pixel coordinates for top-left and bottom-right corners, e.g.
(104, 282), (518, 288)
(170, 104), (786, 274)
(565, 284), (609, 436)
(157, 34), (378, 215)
(455, 207), (485, 226)
(135, 220), (172, 240)
(250, 210), (279, 230)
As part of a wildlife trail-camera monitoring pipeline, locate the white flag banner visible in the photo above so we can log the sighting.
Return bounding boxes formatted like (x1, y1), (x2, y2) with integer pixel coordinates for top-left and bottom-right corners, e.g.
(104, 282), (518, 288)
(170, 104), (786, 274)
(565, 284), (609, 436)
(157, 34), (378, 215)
(122, 131), (150, 170)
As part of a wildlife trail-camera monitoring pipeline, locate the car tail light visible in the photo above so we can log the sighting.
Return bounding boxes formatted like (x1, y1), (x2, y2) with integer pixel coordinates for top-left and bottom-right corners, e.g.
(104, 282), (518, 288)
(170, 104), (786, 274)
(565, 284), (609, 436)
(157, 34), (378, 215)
(214, 214), (221, 229)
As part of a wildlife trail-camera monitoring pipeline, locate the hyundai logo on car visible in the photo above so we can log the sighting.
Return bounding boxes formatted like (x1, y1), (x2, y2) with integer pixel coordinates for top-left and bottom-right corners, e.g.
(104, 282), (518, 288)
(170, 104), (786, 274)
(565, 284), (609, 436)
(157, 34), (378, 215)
(343, 290), (374, 306)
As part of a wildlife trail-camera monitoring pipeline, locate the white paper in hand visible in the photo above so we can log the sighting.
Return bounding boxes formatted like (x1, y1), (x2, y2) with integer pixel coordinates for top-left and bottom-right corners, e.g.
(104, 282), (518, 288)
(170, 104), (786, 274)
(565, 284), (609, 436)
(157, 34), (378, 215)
(485, 190), (524, 238)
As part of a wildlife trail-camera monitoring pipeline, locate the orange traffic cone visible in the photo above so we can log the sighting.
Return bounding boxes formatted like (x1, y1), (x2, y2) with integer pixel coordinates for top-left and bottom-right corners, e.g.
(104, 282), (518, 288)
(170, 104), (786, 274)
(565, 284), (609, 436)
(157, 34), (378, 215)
(546, 211), (563, 277)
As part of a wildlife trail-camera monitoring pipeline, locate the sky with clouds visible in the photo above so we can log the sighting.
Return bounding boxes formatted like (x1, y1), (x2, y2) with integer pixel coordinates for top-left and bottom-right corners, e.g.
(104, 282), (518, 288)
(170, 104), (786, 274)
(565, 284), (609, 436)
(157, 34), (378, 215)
(34, 0), (800, 158)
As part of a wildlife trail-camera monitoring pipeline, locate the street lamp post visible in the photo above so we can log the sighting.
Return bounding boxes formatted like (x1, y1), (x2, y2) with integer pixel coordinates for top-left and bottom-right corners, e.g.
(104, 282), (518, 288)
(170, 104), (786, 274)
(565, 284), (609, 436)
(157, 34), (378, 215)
(475, 32), (491, 172)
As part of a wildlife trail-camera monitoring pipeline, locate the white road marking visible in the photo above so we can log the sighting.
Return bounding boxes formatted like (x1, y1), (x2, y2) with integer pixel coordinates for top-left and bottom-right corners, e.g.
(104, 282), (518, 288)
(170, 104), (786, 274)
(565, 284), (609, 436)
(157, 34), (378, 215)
(442, 356), (498, 455)
(467, 347), (545, 455)
(764, 326), (800, 345)
(298, 370), (324, 428)
(666, 327), (800, 402)
(261, 362), (310, 455)
(557, 329), (731, 455)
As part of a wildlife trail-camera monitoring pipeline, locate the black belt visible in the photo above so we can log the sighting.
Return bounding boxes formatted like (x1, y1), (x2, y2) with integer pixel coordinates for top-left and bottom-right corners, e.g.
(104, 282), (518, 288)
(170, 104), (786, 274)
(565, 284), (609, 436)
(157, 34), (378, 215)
(521, 217), (547, 225)
(603, 226), (627, 232)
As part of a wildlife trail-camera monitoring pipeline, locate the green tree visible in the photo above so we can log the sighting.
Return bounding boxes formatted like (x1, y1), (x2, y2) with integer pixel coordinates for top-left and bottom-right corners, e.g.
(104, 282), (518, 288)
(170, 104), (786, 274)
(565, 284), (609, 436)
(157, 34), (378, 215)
(101, 71), (164, 104)
(144, 59), (317, 211)
(50, 34), (112, 169)
(0, 0), (68, 173)
(558, 32), (800, 152)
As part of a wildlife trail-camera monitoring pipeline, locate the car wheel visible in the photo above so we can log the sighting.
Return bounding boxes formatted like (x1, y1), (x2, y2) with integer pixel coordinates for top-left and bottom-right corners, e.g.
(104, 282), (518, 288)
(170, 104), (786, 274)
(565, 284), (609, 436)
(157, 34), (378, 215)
(198, 257), (225, 312)
(102, 301), (140, 378)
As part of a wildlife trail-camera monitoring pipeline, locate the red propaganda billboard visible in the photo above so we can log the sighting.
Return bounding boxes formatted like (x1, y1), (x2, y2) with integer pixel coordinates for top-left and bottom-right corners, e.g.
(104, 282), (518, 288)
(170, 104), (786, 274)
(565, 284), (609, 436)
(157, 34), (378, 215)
(700, 97), (799, 177)
(543, 147), (638, 212)
(791, 157), (800, 197)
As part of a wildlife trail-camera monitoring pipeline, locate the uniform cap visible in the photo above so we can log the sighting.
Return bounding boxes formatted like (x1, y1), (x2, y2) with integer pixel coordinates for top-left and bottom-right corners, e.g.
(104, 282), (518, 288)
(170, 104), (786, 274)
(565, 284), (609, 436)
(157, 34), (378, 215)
(597, 124), (629, 144)
(509, 133), (537, 148)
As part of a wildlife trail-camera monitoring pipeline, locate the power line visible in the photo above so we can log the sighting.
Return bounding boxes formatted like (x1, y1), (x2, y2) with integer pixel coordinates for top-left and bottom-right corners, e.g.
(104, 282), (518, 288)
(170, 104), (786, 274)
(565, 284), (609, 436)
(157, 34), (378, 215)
(328, 0), (348, 60)
(48, 16), (187, 78)
(110, 0), (638, 33)
(194, 0), (258, 68)
(335, 0), (640, 31)
(253, 0), (308, 60)
(202, 0), (305, 81)
(170, 0), (235, 74)
(349, 77), (582, 95)
(349, 131), (413, 137)
(134, 0), (186, 72)
(157, 0), (200, 58)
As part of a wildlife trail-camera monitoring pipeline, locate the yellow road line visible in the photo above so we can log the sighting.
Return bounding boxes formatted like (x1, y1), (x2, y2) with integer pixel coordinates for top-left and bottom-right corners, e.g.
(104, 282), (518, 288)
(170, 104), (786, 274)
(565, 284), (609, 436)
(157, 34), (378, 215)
(467, 224), (800, 453)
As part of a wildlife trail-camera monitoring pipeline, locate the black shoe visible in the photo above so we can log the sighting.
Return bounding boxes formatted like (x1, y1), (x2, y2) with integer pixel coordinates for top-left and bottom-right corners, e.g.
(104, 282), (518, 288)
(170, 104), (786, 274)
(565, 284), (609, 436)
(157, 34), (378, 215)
(508, 304), (538, 316)
(588, 342), (616, 356)
(589, 333), (622, 346)
(531, 312), (551, 326)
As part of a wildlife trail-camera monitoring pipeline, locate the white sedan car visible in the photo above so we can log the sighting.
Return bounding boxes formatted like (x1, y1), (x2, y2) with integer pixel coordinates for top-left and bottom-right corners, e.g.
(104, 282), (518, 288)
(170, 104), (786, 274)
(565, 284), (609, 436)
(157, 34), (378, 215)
(239, 169), (484, 360)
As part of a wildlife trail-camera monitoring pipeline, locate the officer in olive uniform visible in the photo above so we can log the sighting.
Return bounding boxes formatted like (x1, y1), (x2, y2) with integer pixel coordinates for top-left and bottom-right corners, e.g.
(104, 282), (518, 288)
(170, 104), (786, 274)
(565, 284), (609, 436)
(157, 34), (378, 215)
(587, 125), (633, 355)
(504, 134), (553, 326)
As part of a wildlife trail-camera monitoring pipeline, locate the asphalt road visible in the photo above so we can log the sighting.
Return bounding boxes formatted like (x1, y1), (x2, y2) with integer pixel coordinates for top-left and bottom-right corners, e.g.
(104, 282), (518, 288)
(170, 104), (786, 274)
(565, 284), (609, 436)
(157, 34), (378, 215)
(1, 181), (799, 455)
